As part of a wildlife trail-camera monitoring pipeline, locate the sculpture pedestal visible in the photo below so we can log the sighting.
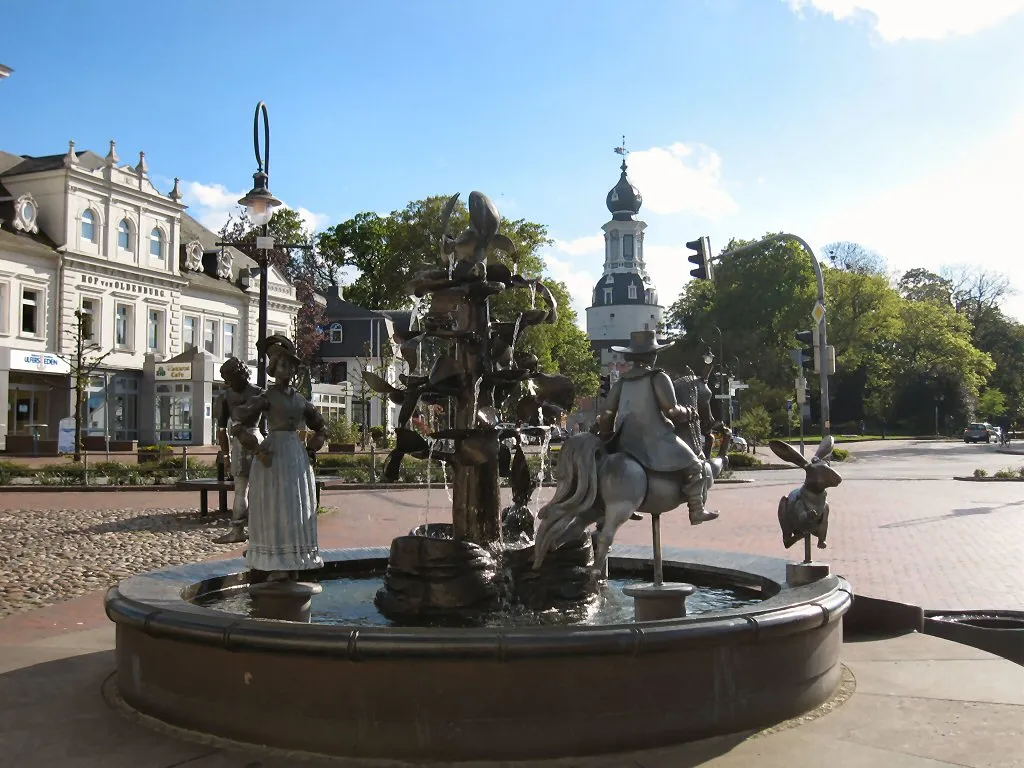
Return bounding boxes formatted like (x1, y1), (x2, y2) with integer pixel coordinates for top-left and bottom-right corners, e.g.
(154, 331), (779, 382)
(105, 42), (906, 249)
(623, 582), (696, 621)
(786, 561), (831, 586)
(249, 580), (323, 622)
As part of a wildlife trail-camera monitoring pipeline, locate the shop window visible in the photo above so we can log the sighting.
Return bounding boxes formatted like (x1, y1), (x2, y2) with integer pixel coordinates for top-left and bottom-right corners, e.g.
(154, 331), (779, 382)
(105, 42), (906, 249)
(0, 282), (8, 335)
(21, 287), (41, 336)
(204, 318), (219, 355)
(81, 209), (96, 242)
(118, 219), (134, 252)
(148, 309), (164, 353)
(150, 228), (165, 261)
(183, 315), (198, 351)
(155, 382), (193, 443)
(80, 297), (98, 343)
(224, 322), (236, 358)
(330, 322), (343, 343)
(115, 303), (133, 350)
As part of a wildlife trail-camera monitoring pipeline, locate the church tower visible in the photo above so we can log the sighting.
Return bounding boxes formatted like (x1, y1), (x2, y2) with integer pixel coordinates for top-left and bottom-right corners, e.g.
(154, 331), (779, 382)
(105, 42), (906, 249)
(585, 141), (664, 375)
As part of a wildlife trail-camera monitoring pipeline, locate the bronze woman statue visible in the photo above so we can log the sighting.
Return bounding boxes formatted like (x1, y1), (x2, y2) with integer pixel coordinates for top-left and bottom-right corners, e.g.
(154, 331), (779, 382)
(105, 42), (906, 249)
(233, 334), (326, 582)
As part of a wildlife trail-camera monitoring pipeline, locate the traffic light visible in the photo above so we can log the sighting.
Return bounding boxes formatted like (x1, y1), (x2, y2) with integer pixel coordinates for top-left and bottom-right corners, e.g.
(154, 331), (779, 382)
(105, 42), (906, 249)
(794, 330), (816, 373)
(686, 236), (714, 281)
(600, 375), (611, 396)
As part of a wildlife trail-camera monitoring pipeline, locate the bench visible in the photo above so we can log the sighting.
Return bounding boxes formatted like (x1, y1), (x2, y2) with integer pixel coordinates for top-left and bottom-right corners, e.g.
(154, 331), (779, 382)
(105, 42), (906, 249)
(175, 477), (328, 517)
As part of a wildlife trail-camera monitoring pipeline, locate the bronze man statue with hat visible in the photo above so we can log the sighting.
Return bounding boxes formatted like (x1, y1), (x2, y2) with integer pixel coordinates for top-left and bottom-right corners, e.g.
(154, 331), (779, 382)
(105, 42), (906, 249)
(598, 330), (719, 525)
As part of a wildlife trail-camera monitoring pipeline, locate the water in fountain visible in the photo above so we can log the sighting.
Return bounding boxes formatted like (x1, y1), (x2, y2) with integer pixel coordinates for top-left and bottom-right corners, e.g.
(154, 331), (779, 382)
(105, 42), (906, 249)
(198, 574), (762, 628)
(441, 459), (452, 502)
(423, 437), (437, 530)
(535, 426), (552, 516)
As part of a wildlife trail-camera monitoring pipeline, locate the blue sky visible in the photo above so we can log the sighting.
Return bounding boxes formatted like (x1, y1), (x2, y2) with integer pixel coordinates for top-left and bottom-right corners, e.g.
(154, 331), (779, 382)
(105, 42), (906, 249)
(3, 0), (1023, 324)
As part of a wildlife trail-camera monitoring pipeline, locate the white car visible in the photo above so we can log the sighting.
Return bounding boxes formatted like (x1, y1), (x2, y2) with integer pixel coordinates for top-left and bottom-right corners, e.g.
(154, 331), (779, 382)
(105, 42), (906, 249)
(730, 435), (749, 453)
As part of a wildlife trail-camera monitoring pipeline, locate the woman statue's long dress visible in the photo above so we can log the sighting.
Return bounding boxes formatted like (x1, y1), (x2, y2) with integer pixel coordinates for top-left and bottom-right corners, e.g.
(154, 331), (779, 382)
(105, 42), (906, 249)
(233, 336), (325, 581)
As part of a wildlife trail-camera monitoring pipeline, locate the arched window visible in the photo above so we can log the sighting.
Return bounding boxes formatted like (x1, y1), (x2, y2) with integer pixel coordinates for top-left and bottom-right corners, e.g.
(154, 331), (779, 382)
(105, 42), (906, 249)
(118, 219), (133, 251)
(330, 323), (343, 343)
(150, 227), (164, 260)
(81, 209), (96, 242)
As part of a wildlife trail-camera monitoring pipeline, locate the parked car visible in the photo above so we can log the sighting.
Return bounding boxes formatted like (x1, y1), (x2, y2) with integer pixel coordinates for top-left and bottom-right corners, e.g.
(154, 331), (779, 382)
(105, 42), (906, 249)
(963, 423), (999, 443)
(730, 435), (749, 453)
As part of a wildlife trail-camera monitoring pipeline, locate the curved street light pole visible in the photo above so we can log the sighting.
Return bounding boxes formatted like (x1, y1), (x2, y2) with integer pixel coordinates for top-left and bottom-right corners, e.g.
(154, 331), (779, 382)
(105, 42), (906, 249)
(253, 103), (271, 390)
(719, 233), (830, 437)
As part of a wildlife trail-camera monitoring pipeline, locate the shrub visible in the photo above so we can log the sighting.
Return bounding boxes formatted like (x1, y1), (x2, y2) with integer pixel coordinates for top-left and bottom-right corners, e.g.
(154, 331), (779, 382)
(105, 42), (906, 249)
(0, 460), (29, 485)
(994, 467), (1017, 479)
(973, 468), (988, 477)
(831, 447), (850, 462)
(727, 451), (763, 468)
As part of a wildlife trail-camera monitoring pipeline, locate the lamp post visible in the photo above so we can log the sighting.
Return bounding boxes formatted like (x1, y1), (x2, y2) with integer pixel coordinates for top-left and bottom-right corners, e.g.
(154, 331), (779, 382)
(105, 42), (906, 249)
(712, 325), (729, 428)
(237, 101), (282, 390)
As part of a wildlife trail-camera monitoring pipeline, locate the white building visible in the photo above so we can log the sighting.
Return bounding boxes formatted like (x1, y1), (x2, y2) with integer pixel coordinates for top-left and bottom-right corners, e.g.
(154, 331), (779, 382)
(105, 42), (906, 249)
(0, 141), (300, 452)
(585, 153), (664, 376)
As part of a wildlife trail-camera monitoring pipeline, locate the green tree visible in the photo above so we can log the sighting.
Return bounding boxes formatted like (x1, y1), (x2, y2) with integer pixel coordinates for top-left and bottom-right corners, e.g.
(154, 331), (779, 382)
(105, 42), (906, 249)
(735, 405), (772, 453)
(897, 268), (953, 305)
(219, 207), (328, 361)
(978, 387), (1008, 421)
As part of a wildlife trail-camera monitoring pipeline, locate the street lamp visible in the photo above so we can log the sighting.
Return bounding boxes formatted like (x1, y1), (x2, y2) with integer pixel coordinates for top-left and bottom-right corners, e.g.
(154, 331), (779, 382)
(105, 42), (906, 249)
(237, 101), (282, 390)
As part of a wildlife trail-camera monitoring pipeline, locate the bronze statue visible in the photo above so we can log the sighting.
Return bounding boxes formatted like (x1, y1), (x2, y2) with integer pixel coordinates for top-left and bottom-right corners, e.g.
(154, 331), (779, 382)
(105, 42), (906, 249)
(233, 335), (326, 582)
(213, 357), (261, 545)
(534, 330), (719, 579)
(769, 436), (842, 557)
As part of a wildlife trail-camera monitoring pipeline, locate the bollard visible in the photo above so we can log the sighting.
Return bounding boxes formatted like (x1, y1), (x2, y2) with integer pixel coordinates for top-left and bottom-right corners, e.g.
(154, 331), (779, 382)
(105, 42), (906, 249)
(182, 445), (189, 481)
(82, 449), (89, 487)
(370, 444), (377, 484)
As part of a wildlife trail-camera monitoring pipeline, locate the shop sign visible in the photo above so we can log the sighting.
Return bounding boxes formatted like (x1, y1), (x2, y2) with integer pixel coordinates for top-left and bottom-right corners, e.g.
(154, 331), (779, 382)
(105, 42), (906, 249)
(57, 418), (76, 454)
(10, 349), (71, 374)
(155, 363), (192, 380)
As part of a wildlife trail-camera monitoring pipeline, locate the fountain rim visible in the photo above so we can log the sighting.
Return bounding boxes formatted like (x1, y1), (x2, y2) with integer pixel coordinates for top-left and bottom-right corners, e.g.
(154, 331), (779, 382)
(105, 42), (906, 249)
(104, 545), (852, 660)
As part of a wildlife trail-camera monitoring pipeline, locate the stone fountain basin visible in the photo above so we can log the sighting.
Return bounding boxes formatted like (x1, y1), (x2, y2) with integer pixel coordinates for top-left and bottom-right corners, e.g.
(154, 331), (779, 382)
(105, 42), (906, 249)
(104, 546), (852, 761)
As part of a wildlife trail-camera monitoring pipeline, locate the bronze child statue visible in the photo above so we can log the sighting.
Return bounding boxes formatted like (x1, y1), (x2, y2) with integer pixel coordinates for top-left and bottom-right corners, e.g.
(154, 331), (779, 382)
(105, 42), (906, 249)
(213, 357), (262, 545)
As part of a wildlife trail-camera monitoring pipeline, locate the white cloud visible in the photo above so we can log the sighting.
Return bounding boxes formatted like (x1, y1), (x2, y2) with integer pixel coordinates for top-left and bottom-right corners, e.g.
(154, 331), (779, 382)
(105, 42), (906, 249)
(182, 180), (330, 235)
(786, 0), (1024, 41)
(626, 143), (739, 221)
(801, 112), (1024, 318)
(643, 243), (690, 312)
(540, 239), (602, 329)
(552, 234), (605, 256)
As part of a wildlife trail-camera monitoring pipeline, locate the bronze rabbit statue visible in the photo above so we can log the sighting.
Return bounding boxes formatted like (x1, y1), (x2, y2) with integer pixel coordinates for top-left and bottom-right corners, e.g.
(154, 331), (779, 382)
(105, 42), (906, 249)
(769, 435), (842, 555)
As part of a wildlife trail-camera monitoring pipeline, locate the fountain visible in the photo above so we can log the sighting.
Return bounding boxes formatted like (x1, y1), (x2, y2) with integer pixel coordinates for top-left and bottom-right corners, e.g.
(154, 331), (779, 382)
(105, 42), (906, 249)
(104, 192), (852, 762)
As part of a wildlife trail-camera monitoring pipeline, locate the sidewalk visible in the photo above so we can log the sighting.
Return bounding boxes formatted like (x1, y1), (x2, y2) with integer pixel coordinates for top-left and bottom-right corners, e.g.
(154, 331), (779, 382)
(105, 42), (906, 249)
(0, 626), (1021, 767)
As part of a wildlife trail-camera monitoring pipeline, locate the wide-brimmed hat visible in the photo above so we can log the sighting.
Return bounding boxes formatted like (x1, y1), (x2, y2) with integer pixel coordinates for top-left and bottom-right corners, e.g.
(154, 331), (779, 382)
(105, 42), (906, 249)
(611, 330), (674, 355)
(261, 333), (302, 366)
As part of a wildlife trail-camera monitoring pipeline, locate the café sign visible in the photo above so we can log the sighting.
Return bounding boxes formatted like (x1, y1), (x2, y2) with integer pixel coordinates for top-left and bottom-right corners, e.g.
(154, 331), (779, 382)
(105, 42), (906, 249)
(155, 363), (192, 380)
(10, 349), (71, 374)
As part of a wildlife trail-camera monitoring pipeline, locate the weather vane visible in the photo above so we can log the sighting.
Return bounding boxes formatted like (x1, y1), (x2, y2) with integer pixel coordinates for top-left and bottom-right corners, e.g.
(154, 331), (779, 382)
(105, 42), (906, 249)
(614, 135), (628, 157)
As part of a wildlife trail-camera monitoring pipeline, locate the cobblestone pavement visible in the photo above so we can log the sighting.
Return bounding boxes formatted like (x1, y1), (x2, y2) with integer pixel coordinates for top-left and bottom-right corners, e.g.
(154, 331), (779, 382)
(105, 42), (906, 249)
(0, 506), (239, 618)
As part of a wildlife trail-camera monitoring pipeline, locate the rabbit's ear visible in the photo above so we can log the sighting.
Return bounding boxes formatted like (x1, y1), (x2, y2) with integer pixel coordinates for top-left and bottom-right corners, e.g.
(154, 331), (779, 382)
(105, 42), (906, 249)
(769, 439), (808, 468)
(813, 435), (835, 462)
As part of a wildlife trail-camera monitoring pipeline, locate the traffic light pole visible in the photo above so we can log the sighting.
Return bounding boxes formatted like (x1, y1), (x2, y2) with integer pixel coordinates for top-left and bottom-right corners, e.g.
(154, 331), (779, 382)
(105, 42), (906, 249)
(721, 233), (831, 437)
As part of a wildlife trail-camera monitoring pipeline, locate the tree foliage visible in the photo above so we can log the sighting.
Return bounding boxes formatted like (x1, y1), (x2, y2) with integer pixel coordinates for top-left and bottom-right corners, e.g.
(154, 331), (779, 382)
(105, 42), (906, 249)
(219, 207), (328, 361)
(662, 234), (1005, 435)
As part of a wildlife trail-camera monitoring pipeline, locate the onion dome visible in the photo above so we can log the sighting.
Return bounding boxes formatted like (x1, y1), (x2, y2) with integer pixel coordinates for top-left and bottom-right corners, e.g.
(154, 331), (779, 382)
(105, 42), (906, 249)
(605, 159), (642, 221)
